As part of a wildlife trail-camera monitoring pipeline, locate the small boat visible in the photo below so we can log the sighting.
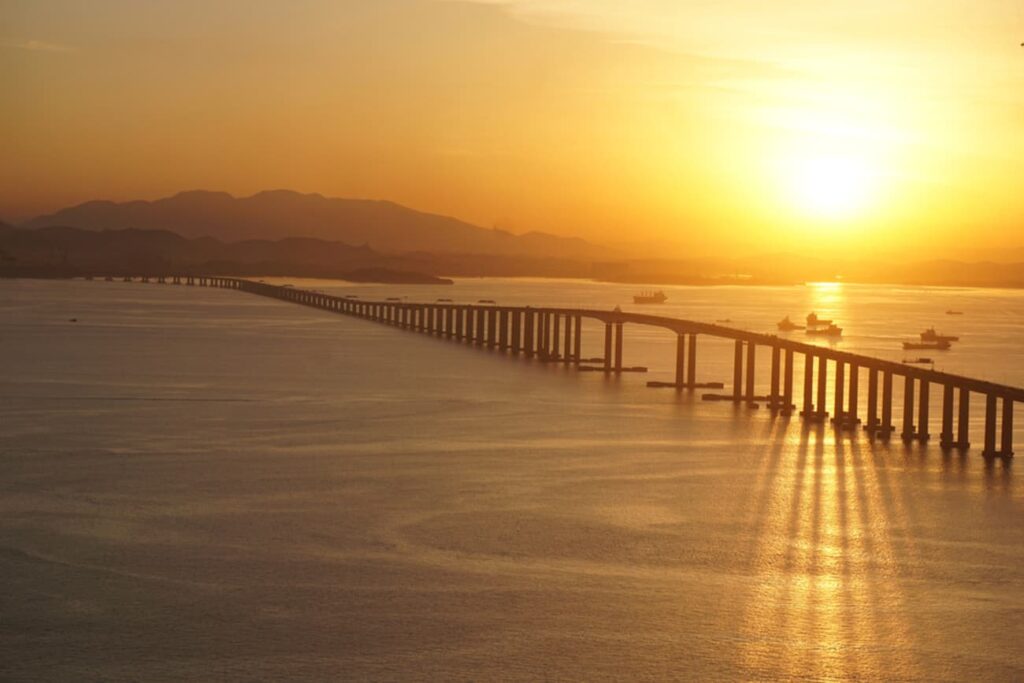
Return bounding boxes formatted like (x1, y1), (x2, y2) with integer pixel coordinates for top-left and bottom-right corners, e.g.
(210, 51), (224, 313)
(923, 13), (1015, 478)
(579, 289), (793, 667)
(946, 310), (964, 315)
(806, 312), (833, 327)
(806, 324), (842, 337)
(477, 299), (497, 304)
(920, 327), (959, 343)
(903, 340), (951, 350)
(777, 316), (805, 331)
(903, 357), (934, 365)
(633, 290), (667, 304)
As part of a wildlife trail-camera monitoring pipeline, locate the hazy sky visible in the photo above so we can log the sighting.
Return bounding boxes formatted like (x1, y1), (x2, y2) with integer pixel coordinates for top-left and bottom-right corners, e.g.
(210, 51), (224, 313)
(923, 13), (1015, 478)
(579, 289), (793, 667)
(2, 0), (1023, 256)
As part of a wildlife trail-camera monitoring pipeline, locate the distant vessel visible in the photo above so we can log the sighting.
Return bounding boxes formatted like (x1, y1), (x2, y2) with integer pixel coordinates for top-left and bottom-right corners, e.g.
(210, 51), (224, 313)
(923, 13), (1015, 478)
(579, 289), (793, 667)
(920, 327), (959, 343)
(903, 340), (951, 350)
(477, 299), (497, 304)
(806, 324), (842, 337)
(946, 310), (964, 315)
(777, 316), (805, 331)
(806, 312), (833, 327)
(633, 290), (667, 304)
(903, 357), (934, 365)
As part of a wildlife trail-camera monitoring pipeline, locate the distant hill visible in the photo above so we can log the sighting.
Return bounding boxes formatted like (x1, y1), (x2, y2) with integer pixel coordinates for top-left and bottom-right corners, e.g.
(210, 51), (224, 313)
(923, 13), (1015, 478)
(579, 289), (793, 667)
(23, 190), (607, 260)
(0, 225), (451, 284)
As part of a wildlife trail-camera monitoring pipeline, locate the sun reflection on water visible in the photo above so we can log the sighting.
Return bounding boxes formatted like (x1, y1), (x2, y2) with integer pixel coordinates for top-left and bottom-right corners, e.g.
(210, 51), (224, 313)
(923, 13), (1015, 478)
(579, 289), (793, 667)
(738, 424), (919, 679)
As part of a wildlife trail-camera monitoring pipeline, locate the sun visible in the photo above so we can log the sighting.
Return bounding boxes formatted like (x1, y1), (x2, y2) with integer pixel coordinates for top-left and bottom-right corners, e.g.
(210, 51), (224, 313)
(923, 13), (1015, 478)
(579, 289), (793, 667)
(786, 153), (876, 220)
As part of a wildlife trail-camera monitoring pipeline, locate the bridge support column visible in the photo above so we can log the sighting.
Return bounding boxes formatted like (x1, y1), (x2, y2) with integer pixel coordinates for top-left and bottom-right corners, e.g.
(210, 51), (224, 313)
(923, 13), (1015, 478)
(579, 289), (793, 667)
(1001, 398), (1015, 458)
(687, 334), (697, 387)
(769, 346), (780, 409)
(552, 315), (561, 359)
(782, 349), (794, 414)
(983, 394), (998, 457)
(940, 384), (955, 447)
(614, 323), (623, 373)
(476, 307), (486, 345)
(603, 324), (612, 372)
(917, 380), (930, 442)
(845, 364), (860, 428)
(511, 311), (522, 353)
(879, 371), (894, 440)
(957, 388), (971, 448)
(574, 316), (583, 362)
(573, 317), (581, 362)
(865, 368), (879, 435)
(733, 341), (744, 401)
(487, 308), (497, 347)
(524, 311), (535, 357)
(801, 353), (814, 416)
(902, 376), (916, 442)
(538, 314), (548, 357)
(562, 315), (572, 363)
(499, 310), (509, 350)
(832, 362), (845, 425)
(815, 356), (828, 420)
(744, 342), (756, 405)
(675, 334), (686, 388)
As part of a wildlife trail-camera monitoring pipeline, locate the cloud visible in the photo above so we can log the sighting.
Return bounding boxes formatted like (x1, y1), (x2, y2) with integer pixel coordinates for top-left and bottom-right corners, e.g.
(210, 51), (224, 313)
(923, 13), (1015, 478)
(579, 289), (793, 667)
(3, 39), (77, 53)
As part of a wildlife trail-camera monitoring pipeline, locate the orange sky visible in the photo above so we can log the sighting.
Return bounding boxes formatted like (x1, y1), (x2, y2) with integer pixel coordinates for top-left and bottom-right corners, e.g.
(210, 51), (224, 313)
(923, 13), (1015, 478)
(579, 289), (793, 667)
(2, 0), (1023, 258)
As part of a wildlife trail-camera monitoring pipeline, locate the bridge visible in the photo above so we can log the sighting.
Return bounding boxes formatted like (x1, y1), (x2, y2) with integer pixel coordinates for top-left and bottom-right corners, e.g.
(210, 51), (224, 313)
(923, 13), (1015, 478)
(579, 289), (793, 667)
(116, 274), (1019, 459)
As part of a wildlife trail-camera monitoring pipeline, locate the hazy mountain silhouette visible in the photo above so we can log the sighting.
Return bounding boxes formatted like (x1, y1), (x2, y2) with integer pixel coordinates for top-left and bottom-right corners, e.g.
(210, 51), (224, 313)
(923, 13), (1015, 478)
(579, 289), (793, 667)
(23, 190), (606, 259)
(0, 225), (450, 283)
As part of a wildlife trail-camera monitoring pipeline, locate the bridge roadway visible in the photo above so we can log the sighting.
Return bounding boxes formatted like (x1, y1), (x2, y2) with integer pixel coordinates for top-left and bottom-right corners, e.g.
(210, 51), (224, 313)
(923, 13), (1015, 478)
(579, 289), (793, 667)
(126, 274), (1019, 459)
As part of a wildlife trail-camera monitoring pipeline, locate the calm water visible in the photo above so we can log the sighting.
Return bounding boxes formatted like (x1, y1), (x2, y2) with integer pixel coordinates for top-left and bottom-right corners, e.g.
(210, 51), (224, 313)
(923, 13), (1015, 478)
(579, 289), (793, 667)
(1, 278), (1022, 681)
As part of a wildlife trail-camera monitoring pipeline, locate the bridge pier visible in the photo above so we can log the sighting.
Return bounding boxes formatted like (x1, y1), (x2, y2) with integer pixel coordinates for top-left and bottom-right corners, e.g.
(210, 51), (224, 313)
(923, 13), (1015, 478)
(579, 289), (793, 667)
(574, 315), (583, 363)
(733, 341), (744, 401)
(603, 324), (612, 372)
(782, 349), (794, 414)
(536, 313), (547, 358)
(511, 311), (522, 353)
(563, 315), (572, 364)
(877, 371), (895, 440)
(981, 395), (1014, 459)
(916, 380), (930, 442)
(551, 314), (561, 359)
(844, 364), (861, 428)
(901, 375), (916, 443)
(830, 361), (845, 425)
(524, 311), (535, 357)
(816, 356), (828, 421)
(1001, 398), (1015, 458)
(801, 353), (814, 417)
(614, 323), (623, 373)
(499, 310), (510, 350)
(486, 308), (497, 347)
(476, 307), (486, 345)
(768, 346), (780, 408)
(744, 342), (756, 406)
(675, 334), (686, 388)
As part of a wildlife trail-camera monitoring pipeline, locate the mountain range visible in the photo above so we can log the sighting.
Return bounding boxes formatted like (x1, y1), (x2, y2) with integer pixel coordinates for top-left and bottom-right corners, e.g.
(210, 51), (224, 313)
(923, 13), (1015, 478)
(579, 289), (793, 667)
(23, 190), (607, 260)
(0, 225), (450, 284)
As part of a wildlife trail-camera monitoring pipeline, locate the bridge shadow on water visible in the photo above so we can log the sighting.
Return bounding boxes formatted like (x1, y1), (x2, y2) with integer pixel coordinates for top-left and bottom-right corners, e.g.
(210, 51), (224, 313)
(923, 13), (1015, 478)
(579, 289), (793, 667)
(726, 407), (1016, 680)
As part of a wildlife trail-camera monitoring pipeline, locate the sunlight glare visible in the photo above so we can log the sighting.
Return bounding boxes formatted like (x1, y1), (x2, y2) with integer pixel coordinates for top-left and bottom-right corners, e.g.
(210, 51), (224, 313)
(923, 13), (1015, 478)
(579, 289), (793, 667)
(787, 153), (876, 220)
